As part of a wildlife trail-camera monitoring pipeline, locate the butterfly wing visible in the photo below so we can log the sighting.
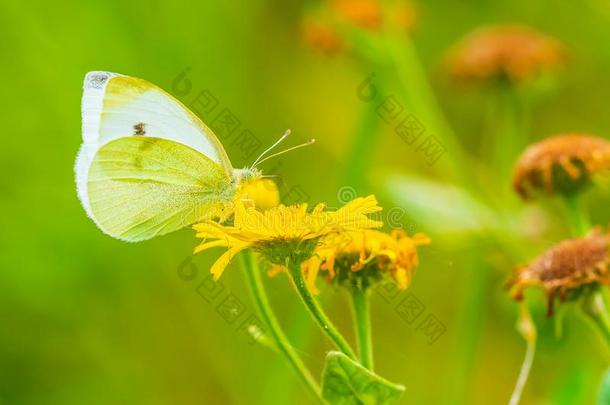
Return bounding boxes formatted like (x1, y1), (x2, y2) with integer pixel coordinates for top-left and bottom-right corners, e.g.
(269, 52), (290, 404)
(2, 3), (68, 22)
(76, 71), (233, 220)
(86, 136), (234, 242)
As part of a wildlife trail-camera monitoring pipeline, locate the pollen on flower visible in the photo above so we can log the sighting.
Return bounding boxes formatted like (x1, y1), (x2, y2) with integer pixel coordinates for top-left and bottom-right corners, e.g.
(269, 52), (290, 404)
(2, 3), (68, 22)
(509, 228), (610, 316)
(302, 228), (430, 293)
(236, 178), (279, 211)
(193, 196), (383, 280)
(446, 24), (565, 85)
(512, 134), (610, 199)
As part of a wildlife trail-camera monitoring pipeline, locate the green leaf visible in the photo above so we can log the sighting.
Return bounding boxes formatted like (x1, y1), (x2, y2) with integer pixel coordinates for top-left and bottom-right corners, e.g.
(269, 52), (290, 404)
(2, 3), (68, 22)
(321, 351), (405, 405)
(386, 174), (499, 235)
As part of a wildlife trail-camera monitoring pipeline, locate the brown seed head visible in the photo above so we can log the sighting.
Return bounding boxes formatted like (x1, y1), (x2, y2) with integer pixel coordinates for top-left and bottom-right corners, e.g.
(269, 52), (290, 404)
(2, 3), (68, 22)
(510, 229), (610, 316)
(447, 25), (565, 85)
(513, 134), (610, 199)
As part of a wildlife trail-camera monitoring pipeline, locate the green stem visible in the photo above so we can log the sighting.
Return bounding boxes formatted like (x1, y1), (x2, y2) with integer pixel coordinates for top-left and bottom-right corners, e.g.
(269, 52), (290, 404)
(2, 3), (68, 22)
(343, 103), (381, 192)
(442, 248), (490, 404)
(509, 303), (537, 405)
(563, 194), (591, 236)
(382, 35), (469, 185)
(351, 286), (374, 370)
(508, 338), (536, 405)
(286, 260), (358, 360)
(240, 252), (322, 401)
(492, 86), (523, 185)
(261, 300), (318, 405)
(582, 290), (610, 349)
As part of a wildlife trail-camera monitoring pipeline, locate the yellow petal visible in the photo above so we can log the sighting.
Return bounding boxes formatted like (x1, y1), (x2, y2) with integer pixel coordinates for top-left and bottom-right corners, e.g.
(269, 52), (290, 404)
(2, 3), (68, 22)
(413, 233), (432, 246)
(267, 265), (285, 278)
(377, 248), (397, 261)
(394, 267), (409, 289)
(211, 243), (251, 280)
(304, 256), (321, 295)
(193, 239), (229, 254)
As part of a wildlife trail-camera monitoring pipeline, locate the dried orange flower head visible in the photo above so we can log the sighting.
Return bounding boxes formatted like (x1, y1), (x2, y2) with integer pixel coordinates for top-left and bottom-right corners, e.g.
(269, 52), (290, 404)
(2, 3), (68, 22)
(301, 228), (430, 293)
(513, 134), (610, 199)
(333, 0), (382, 31)
(333, 0), (416, 32)
(447, 24), (565, 85)
(303, 0), (415, 54)
(510, 228), (610, 316)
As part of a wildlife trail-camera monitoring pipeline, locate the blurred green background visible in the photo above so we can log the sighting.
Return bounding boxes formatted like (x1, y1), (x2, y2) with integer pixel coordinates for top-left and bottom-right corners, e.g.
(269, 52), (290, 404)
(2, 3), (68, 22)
(2, 0), (610, 404)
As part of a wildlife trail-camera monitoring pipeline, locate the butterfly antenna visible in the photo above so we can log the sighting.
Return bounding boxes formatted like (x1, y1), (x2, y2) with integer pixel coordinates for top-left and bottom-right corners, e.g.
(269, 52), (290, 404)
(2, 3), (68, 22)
(251, 129), (292, 168)
(254, 139), (316, 167)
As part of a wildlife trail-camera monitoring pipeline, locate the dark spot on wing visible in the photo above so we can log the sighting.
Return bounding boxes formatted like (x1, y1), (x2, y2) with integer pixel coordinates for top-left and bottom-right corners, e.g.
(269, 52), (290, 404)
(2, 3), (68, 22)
(133, 122), (146, 136)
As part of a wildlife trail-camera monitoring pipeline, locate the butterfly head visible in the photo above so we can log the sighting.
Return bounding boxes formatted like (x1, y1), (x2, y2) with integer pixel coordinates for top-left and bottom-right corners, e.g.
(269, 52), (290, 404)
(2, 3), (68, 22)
(234, 167), (262, 184)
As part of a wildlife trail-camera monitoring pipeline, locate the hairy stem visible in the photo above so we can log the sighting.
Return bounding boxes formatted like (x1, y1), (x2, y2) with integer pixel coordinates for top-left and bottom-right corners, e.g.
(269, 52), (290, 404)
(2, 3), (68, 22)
(240, 252), (322, 401)
(287, 260), (358, 360)
(351, 286), (374, 370)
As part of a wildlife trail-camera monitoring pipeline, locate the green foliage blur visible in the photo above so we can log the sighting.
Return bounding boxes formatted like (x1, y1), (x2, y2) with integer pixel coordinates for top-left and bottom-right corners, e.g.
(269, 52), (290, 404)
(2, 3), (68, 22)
(2, 0), (610, 404)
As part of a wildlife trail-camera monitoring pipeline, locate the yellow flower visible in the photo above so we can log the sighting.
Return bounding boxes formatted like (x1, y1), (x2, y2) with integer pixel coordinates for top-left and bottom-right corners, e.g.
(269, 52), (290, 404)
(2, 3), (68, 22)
(193, 195), (383, 280)
(302, 229), (430, 293)
(236, 178), (280, 211)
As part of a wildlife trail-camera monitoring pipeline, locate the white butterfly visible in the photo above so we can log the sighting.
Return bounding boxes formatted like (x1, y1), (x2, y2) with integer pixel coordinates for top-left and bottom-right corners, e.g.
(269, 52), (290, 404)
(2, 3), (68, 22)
(75, 71), (312, 242)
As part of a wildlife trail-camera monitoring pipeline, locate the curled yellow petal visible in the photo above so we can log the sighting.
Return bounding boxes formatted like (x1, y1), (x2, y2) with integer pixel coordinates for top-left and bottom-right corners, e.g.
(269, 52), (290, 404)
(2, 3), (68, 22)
(193, 239), (230, 254)
(210, 243), (251, 280)
(301, 228), (430, 290)
(304, 255), (322, 295)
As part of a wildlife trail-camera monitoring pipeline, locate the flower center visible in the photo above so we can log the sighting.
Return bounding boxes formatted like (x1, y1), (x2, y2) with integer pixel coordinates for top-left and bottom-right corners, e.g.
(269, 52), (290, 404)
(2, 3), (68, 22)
(255, 238), (320, 265)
